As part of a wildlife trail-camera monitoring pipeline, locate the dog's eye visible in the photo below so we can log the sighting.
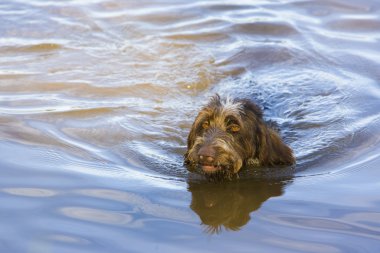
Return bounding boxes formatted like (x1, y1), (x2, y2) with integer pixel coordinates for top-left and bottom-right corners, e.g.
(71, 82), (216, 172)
(228, 124), (240, 133)
(202, 121), (210, 129)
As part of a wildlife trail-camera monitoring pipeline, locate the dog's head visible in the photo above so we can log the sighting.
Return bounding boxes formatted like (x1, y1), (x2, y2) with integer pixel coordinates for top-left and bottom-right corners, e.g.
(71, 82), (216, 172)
(185, 95), (263, 178)
(184, 95), (295, 179)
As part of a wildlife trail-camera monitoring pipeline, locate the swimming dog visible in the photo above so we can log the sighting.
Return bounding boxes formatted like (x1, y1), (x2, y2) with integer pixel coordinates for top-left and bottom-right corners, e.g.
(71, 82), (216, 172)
(185, 95), (295, 179)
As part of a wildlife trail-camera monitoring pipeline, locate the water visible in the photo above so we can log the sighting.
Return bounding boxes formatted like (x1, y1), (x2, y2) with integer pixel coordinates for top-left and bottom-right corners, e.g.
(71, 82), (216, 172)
(1, 0), (380, 252)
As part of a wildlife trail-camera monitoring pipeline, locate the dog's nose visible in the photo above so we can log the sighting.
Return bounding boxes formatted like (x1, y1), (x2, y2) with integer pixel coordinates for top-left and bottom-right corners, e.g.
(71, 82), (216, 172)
(199, 155), (215, 164)
(198, 146), (215, 164)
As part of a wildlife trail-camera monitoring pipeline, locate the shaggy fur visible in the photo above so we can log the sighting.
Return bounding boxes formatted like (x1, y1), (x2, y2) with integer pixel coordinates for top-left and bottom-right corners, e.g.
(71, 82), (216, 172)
(184, 94), (295, 179)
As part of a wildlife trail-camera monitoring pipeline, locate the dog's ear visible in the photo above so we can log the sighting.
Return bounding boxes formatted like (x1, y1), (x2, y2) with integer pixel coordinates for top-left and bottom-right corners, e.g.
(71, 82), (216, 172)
(184, 118), (198, 164)
(241, 99), (263, 119)
(241, 99), (295, 166)
(187, 119), (198, 150)
(257, 126), (295, 166)
(187, 95), (218, 150)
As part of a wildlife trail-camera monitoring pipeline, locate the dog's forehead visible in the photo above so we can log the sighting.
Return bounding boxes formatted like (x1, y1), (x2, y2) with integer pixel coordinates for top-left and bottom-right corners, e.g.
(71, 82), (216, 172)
(220, 97), (244, 117)
(202, 97), (244, 120)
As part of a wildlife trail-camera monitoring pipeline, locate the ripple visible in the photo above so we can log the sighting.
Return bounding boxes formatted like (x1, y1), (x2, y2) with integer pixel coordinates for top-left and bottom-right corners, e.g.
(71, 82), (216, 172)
(0, 70), (38, 79)
(47, 234), (91, 245)
(3, 43), (63, 52)
(0, 38), (67, 55)
(262, 237), (341, 253)
(164, 31), (230, 43)
(60, 207), (133, 225)
(75, 189), (194, 221)
(231, 21), (300, 36)
(264, 213), (380, 240)
(326, 17), (380, 32)
(2, 187), (58, 197)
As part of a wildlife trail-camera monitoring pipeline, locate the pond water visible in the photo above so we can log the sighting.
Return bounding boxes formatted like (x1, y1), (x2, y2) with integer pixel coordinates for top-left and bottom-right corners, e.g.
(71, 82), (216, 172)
(1, 0), (380, 252)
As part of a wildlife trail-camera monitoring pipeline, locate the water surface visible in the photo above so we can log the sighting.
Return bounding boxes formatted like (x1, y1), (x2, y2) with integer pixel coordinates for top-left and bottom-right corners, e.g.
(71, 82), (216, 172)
(1, 0), (380, 252)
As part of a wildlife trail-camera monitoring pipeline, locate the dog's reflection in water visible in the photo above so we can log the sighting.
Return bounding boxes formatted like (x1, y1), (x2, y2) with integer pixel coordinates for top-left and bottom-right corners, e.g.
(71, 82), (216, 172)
(187, 179), (290, 234)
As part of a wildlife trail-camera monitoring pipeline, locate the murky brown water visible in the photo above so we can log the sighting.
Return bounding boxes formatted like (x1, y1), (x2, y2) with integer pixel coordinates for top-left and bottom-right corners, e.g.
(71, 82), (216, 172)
(1, 0), (380, 252)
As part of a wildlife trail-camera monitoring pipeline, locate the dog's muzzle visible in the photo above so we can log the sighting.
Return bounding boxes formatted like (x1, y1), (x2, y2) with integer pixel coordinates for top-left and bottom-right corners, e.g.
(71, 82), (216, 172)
(193, 128), (242, 174)
(197, 145), (220, 173)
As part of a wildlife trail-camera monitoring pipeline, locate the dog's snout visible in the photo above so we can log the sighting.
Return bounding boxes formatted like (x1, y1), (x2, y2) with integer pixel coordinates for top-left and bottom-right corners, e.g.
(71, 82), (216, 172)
(198, 146), (216, 164)
(198, 146), (216, 158)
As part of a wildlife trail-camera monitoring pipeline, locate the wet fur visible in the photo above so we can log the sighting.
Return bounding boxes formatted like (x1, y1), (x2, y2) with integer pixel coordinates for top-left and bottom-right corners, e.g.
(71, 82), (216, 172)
(184, 95), (295, 178)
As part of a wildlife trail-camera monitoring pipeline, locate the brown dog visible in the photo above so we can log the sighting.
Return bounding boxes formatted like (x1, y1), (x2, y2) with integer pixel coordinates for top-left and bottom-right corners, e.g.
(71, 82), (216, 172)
(184, 95), (295, 179)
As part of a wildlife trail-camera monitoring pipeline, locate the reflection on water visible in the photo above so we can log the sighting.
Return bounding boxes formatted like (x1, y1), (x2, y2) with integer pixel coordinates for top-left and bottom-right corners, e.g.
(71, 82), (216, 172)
(1, 0), (380, 252)
(188, 178), (291, 234)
